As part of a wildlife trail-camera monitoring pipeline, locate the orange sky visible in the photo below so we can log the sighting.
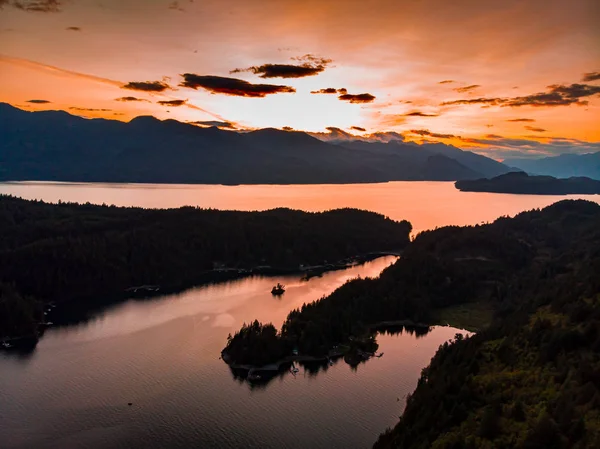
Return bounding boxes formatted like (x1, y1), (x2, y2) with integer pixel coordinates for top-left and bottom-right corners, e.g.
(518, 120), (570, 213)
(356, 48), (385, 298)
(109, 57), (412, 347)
(0, 0), (599, 159)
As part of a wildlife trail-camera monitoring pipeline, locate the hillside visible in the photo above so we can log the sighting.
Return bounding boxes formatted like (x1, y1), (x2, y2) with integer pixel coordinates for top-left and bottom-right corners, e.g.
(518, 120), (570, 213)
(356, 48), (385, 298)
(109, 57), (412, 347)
(221, 200), (600, 447)
(456, 171), (600, 194)
(0, 103), (512, 184)
(0, 195), (411, 340)
(375, 201), (600, 448)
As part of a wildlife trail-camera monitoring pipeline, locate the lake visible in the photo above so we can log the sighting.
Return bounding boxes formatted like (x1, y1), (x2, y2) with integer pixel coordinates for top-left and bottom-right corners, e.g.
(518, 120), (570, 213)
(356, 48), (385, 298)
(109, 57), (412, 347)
(1, 181), (598, 235)
(0, 257), (460, 449)
(1, 181), (598, 449)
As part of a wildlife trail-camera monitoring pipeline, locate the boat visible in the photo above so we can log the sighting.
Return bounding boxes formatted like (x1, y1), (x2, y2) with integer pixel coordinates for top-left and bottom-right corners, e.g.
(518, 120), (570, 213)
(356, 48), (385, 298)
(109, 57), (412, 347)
(247, 371), (262, 381)
(290, 363), (299, 374)
(271, 283), (285, 295)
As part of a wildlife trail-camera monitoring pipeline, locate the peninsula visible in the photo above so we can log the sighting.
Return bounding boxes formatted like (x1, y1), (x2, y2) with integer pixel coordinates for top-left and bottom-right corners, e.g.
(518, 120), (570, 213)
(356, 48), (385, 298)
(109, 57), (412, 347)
(0, 195), (411, 343)
(455, 171), (600, 195)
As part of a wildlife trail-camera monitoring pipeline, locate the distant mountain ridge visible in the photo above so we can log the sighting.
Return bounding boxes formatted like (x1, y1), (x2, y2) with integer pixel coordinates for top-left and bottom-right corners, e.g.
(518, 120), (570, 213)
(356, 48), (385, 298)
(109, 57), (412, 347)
(0, 103), (513, 184)
(505, 152), (600, 180)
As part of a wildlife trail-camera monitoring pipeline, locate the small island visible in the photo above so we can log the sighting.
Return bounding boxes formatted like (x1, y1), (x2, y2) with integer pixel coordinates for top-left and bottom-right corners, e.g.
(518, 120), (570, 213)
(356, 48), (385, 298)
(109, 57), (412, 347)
(455, 171), (600, 195)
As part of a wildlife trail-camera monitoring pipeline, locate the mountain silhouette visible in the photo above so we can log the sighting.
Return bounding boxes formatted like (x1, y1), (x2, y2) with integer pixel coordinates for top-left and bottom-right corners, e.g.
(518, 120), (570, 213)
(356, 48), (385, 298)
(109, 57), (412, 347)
(0, 103), (513, 184)
(504, 152), (600, 180)
(455, 171), (600, 194)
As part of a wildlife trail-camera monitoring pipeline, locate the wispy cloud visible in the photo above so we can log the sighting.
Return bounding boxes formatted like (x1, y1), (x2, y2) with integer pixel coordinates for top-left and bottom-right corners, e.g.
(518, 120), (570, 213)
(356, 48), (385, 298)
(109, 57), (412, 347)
(457, 133), (600, 159)
(26, 99), (51, 103)
(454, 84), (480, 93)
(157, 99), (186, 106)
(10, 0), (63, 13)
(524, 125), (546, 132)
(410, 129), (457, 139)
(115, 96), (149, 102)
(442, 80), (600, 108)
(69, 107), (112, 112)
(582, 71), (600, 82)
(1, 56), (123, 88)
(403, 111), (439, 117)
(189, 120), (236, 129)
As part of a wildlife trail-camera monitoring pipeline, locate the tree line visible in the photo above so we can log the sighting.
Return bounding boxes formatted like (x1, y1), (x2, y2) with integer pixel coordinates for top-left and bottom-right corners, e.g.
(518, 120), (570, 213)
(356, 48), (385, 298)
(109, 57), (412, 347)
(224, 200), (600, 447)
(0, 195), (411, 339)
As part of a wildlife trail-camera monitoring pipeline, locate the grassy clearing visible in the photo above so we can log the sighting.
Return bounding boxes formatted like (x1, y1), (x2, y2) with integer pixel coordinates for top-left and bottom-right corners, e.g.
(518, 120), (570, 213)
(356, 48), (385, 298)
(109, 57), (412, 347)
(432, 301), (495, 332)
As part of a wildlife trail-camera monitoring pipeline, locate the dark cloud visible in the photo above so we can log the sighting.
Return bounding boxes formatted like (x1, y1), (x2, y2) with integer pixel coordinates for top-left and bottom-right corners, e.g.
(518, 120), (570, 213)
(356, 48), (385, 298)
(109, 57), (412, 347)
(507, 84), (600, 107)
(122, 81), (171, 92)
(311, 87), (347, 95)
(65, 26), (80, 31)
(115, 96), (149, 102)
(485, 134), (503, 139)
(525, 125), (547, 132)
(338, 93), (376, 104)
(26, 99), (51, 104)
(232, 64), (323, 79)
(403, 111), (439, 117)
(350, 126), (366, 132)
(454, 84), (480, 93)
(189, 120), (235, 129)
(69, 107), (112, 112)
(10, 0), (62, 12)
(179, 74), (295, 97)
(232, 55), (331, 79)
(438, 80), (454, 84)
(410, 129), (457, 139)
(506, 118), (535, 122)
(157, 99), (186, 106)
(442, 83), (600, 108)
(582, 71), (600, 82)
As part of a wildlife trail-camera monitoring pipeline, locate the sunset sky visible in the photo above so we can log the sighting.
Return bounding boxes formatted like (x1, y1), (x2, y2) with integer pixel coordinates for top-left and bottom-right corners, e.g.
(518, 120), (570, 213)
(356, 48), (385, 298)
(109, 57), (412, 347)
(1, 0), (599, 159)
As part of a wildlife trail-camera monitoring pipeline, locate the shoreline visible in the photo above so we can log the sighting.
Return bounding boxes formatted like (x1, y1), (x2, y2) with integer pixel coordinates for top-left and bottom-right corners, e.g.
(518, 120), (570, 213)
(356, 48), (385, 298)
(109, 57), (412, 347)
(220, 319), (433, 373)
(1, 252), (402, 349)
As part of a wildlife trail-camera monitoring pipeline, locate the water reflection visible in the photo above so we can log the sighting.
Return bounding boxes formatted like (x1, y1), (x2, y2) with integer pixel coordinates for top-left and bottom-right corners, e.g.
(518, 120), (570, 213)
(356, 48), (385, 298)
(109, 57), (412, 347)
(2, 181), (599, 236)
(224, 324), (434, 388)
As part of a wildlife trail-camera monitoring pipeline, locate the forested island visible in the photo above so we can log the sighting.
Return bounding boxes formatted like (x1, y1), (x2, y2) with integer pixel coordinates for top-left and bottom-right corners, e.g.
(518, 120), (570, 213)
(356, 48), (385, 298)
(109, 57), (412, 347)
(455, 171), (600, 195)
(223, 200), (600, 447)
(0, 195), (411, 342)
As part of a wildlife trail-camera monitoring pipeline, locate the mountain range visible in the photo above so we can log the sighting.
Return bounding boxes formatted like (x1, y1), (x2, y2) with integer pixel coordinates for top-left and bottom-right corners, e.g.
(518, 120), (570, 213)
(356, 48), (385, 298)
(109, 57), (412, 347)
(0, 103), (513, 184)
(505, 152), (600, 180)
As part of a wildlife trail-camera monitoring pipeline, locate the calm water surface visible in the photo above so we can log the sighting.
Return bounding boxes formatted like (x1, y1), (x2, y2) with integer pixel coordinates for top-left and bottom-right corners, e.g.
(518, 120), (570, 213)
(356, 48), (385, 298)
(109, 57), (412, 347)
(0, 257), (460, 449)
(2, 181), (599, 234)
(1, 181), (598, 448)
